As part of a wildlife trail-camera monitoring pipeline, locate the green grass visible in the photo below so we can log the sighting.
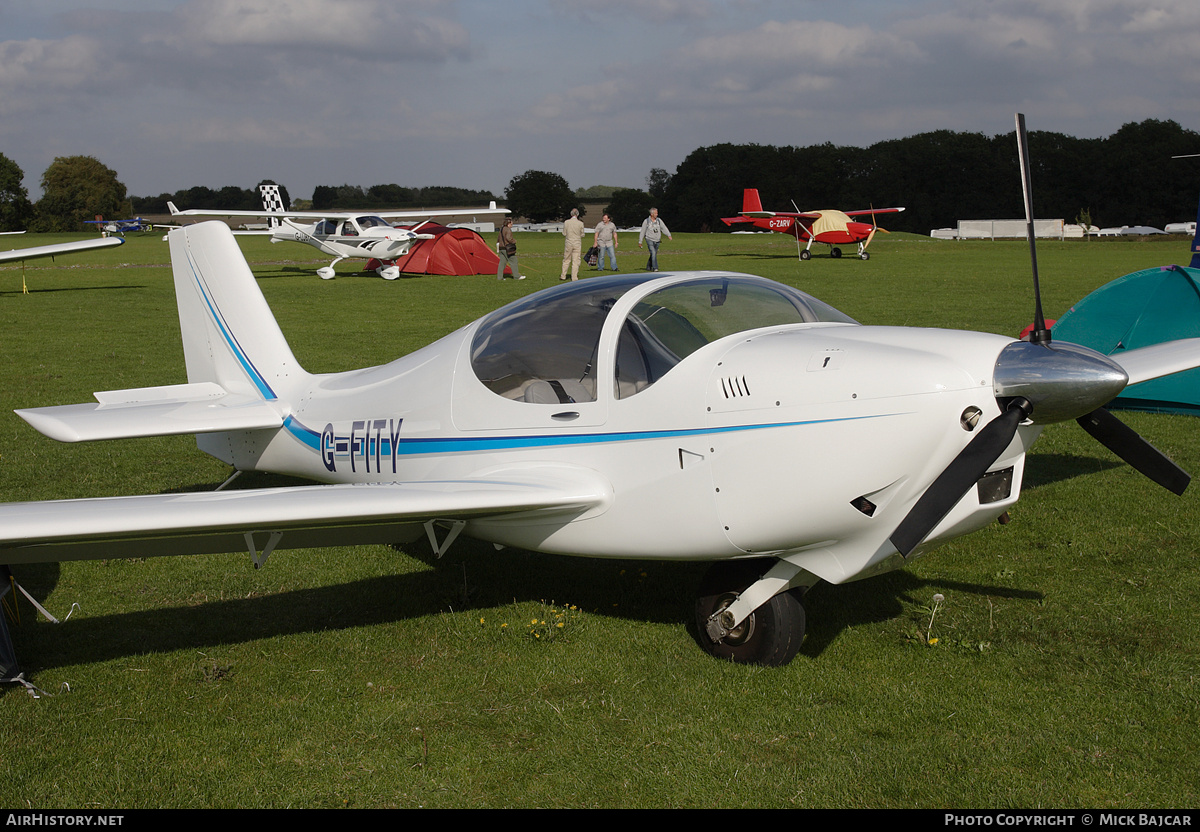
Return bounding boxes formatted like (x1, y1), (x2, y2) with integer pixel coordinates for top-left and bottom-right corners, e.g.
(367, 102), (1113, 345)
(2, 230), (1198, 808)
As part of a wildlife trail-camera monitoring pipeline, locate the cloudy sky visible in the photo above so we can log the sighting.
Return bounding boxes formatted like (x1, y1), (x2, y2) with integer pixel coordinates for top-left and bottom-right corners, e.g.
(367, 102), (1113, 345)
(2, 0), (1197, 202)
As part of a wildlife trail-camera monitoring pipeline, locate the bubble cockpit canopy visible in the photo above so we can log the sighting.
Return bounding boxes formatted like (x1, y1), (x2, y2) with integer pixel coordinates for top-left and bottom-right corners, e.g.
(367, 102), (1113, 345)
(469, 272), (857, 404)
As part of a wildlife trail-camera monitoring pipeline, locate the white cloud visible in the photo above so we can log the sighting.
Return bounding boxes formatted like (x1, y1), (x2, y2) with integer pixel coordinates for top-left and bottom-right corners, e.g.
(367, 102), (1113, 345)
(549, 0), (715, 24)
(3, 0), (1199, 200)
(0, 36), (111, 100)
(148, 0), (471, 61)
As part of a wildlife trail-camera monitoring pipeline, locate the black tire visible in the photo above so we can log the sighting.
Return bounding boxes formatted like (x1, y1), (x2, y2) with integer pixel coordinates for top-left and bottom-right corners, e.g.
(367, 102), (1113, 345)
(799, 249), (811, 261)
(831, 247), (842, 258)
(860, 251), (870, 261)
(694, 559), (806, 666)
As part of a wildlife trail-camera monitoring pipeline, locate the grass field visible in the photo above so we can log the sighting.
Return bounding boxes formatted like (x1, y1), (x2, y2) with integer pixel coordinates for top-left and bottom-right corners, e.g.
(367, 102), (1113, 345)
(1, 229), (1198, 808)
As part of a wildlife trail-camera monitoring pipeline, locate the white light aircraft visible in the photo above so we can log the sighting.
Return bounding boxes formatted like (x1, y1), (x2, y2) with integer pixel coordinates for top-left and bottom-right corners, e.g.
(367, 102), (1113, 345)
(3, 118), (1199, 667)
(167, 201), (508, 280)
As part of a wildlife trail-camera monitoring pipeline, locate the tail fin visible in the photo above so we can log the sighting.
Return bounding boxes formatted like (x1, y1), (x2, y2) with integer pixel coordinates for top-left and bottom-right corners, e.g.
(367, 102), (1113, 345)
(742, 189), (764, 214)
(259, 184), (284, 229)
(167, 201), (181, 215)
(169, 222), (305, 401)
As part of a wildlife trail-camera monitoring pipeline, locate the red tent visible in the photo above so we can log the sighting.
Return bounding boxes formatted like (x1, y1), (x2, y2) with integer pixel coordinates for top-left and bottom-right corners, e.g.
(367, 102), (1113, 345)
(366, 224), (503, 276)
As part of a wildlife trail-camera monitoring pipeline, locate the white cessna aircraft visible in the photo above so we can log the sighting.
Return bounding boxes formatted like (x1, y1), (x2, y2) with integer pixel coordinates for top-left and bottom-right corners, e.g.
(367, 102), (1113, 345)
(167, 201), (507, 280)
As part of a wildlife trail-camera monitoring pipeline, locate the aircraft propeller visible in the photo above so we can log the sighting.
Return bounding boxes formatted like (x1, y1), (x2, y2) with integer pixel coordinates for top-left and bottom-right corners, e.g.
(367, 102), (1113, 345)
(861, 204), (890, 258)
(889, 114), (1191, 557)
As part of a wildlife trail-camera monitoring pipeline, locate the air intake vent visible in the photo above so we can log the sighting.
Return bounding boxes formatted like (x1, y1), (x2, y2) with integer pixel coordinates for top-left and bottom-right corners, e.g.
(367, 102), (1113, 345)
(850, 495), (877, 517)
(977, 467), (1014, 504)
(721, 375), (751, 398)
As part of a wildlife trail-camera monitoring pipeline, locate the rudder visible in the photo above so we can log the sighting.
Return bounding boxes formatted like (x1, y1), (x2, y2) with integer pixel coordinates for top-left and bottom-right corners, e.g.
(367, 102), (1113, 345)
(169, 222), (305, 402)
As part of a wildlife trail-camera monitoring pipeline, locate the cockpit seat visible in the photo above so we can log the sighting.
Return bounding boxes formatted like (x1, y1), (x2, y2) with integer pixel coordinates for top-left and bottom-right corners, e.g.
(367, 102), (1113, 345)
(523, 379), (593, 404)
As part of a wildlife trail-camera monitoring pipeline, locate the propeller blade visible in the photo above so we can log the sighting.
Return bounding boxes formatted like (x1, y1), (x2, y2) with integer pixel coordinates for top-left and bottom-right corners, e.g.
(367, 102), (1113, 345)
(1016, 113), (1050, 345)
(891, 400), (1030, 557)
(1076, 407), (1191, 495)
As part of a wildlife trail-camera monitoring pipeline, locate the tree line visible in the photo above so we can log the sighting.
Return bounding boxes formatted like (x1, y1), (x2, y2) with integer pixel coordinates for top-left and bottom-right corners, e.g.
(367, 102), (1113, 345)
(652, 119), (1200, 234)
(310, 184), (497, 210)
(4, 118), (1197, 234)
(135, 183), (292, 214)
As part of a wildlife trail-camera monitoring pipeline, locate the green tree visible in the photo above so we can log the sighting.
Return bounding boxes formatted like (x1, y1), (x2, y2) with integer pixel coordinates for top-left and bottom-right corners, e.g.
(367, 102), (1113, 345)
(0, 152), (33, 232)
(504, 170), (577, 223)
(311, 185), (338, 210)
(34, 156), (128, 231)
(604, 189), (653, 227)
(575, 184), (619, 200)
(646, 168), (672, 201)
(1076, 207), (1094, 240)
(367, 183), (414, 206)
(1097, 119), (1199, 229)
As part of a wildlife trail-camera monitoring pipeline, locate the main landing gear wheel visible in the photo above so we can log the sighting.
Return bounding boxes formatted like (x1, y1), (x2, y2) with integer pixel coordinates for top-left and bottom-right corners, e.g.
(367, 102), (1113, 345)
(799, 250), (811, 261)
(694, 559), (806, 666)
(831, 247), (842, 258)
(860, 251), (870, 261)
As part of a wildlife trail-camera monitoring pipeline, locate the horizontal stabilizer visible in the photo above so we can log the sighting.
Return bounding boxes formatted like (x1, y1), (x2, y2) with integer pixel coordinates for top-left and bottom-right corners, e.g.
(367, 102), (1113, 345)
(1106, 338), (1200, 386)
(0, 467), (611, 565)
(15, 382), (284, 443)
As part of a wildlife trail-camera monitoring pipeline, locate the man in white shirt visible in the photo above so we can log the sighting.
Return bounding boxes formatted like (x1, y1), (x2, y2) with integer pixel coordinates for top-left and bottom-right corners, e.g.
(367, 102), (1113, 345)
(560, 208), (585, 281)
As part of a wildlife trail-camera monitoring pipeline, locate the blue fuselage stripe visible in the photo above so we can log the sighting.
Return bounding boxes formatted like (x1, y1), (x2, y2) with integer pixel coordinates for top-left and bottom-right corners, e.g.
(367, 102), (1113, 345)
(185, 249), (277, 400)
(282, 413), (889, 458)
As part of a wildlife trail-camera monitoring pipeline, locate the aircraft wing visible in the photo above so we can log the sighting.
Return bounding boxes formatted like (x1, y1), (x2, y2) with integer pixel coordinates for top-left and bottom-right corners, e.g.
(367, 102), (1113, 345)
(740, 207), (905, 219)
(170, 206), (508, 221)
(841, 207), (905, 218)
(0, 236), (123, 264)
(0, 466), (611, 566)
